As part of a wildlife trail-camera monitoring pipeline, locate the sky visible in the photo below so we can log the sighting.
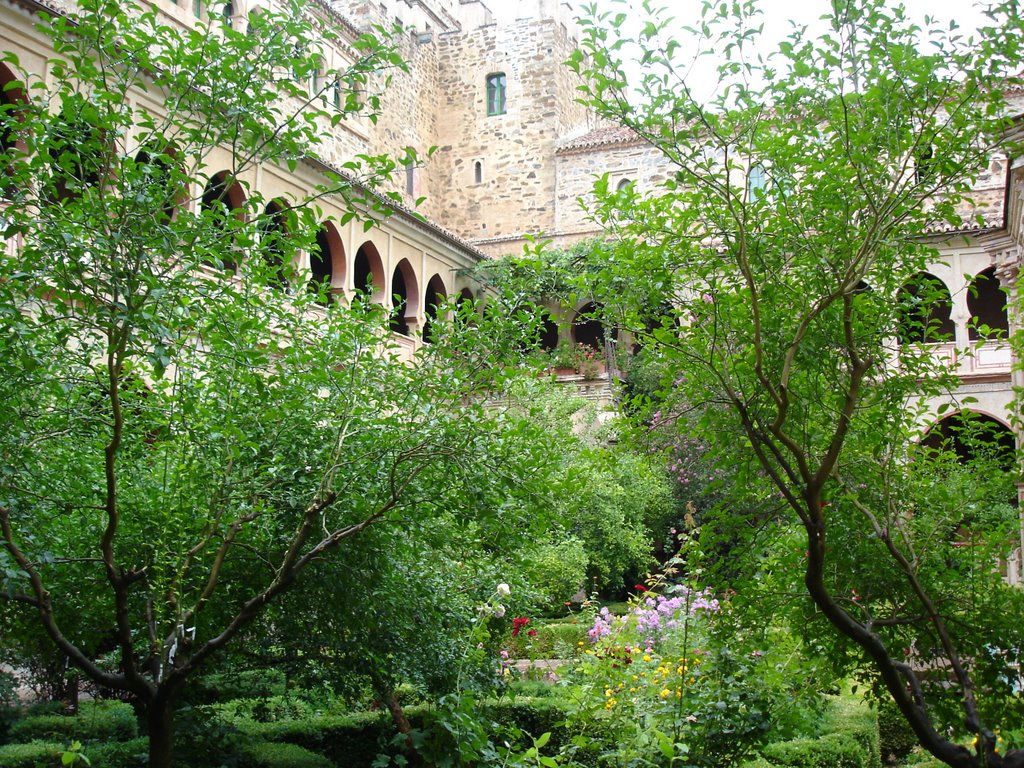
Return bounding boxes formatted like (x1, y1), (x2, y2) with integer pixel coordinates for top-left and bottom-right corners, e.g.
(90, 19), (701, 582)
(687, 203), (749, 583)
(576, 0), (997, 101)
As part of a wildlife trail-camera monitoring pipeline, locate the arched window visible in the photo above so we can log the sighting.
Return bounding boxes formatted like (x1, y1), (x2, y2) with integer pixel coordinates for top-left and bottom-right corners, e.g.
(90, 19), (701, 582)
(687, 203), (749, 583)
(474, 160), (483, 184)
(920, 412), (1016, 473)
(747, 164), (766, 200)
(353, 241), (385, 304)
(572, 302), (606, 350)
(0, 63), (24, 157)
(390, 259), (419, 335)
(200, 171), (246, 273)
(423, 274), (447, 343)
(486, 72), (506, 116)
(538, 309), (559, 352)
(309, 221), (344, 305)
(967, 267), (1008, 341)
(896, 272), (954, 345)
(616, 178), (633, 192)
(133, 144), (179, 222)
(47, 105), (105, 200)
(258, 200), (289, 289)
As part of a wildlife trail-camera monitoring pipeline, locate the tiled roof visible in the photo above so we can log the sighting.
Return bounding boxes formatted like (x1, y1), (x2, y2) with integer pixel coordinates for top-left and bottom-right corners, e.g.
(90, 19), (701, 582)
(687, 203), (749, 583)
(556, 125), (643, 153)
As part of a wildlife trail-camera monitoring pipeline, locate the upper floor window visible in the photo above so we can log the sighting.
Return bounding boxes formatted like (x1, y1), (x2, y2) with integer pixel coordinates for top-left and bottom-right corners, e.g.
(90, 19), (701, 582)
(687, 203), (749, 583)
(486, 73), (506, 116)
(746, 164), (766, 200)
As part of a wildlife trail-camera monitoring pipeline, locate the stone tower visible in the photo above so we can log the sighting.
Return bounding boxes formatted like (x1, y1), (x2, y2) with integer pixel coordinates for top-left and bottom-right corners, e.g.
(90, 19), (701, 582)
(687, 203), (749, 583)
(331, 0), (597, 252)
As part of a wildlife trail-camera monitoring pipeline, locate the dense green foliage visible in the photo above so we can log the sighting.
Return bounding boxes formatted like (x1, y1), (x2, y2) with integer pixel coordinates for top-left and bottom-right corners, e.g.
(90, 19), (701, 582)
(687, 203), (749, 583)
(559, 1), (1024, 765)
(0, 0), (564, 764)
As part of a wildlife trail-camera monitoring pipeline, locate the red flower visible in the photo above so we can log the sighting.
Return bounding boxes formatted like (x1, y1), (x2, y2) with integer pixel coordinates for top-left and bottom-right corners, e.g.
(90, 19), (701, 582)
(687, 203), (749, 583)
(634, 584), (648, 592)
(511, 617), (530, 637)
(527, 628), (538, 637)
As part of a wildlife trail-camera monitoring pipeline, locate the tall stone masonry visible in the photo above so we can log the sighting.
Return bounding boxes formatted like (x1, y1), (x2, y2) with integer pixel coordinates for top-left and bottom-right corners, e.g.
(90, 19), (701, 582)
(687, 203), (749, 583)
(329, 0), (597, 253)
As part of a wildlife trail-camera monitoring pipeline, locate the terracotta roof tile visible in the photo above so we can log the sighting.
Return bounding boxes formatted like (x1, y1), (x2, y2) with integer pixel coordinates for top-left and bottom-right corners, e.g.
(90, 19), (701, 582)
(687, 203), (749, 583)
(556, 125), (643, 153)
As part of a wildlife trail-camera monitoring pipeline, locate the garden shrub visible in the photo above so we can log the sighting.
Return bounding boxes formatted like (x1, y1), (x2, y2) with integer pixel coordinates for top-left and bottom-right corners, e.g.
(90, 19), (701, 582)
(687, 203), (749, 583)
(481, 697), (572, 751)
(875, 698), (916, 764)
(762, 733), (866, 768)
(505, 619), (588, 659)
(900, 747), (945, 767)
(0, 740), (62, 768)
(758, 695), (882, 768)
(8, 699), (137, 744)
(86, 737), (148, 768)
(522, 539), (589, 614)
(187, 669), (288, 704)
(827, 695), (881, 768)
(214, 695), (330, 723)
(0, 706), (18, 746)
(239, 741), (334, 768)
(740, 759), (777, 768)
(228, 710), (391, 766)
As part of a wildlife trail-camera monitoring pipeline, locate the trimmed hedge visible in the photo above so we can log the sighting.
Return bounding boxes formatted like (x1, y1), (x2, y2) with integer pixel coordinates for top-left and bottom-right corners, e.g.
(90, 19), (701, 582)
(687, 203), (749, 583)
(8, 700), (137, 744)
(212, 695), (574, 767)
(239, 741), (334, 768)
(228, 709), (391, 766)
(753, 694), (882, 768)
(506, 620), (587, 659)
(876, 699), (917, 764)
(0, 740), (63, 768)
(763, 733), (866, 768)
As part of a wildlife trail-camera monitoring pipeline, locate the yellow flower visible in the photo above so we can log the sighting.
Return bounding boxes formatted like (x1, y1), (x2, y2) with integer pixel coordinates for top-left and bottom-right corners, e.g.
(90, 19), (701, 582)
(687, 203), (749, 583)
(605, 698), (616, 709)
(659, 688), (671, 698)
(642, 654), (652, 662)
(605, 688), (614, 698)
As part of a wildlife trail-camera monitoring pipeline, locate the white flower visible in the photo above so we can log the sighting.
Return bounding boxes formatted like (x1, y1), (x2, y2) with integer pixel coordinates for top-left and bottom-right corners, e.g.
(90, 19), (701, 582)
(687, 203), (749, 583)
(493, 604), (506, 618)
(496, 583), (511, 597)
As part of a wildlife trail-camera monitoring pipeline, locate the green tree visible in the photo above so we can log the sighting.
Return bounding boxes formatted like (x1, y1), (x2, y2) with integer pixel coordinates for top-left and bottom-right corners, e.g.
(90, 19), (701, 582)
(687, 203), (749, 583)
(567, 1), (1024, 766)
(0, 1), (557, 765)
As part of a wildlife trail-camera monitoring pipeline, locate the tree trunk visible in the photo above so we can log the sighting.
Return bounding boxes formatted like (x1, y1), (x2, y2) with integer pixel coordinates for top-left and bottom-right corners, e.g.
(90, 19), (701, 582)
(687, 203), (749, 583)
(146, 695), (176, 768)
